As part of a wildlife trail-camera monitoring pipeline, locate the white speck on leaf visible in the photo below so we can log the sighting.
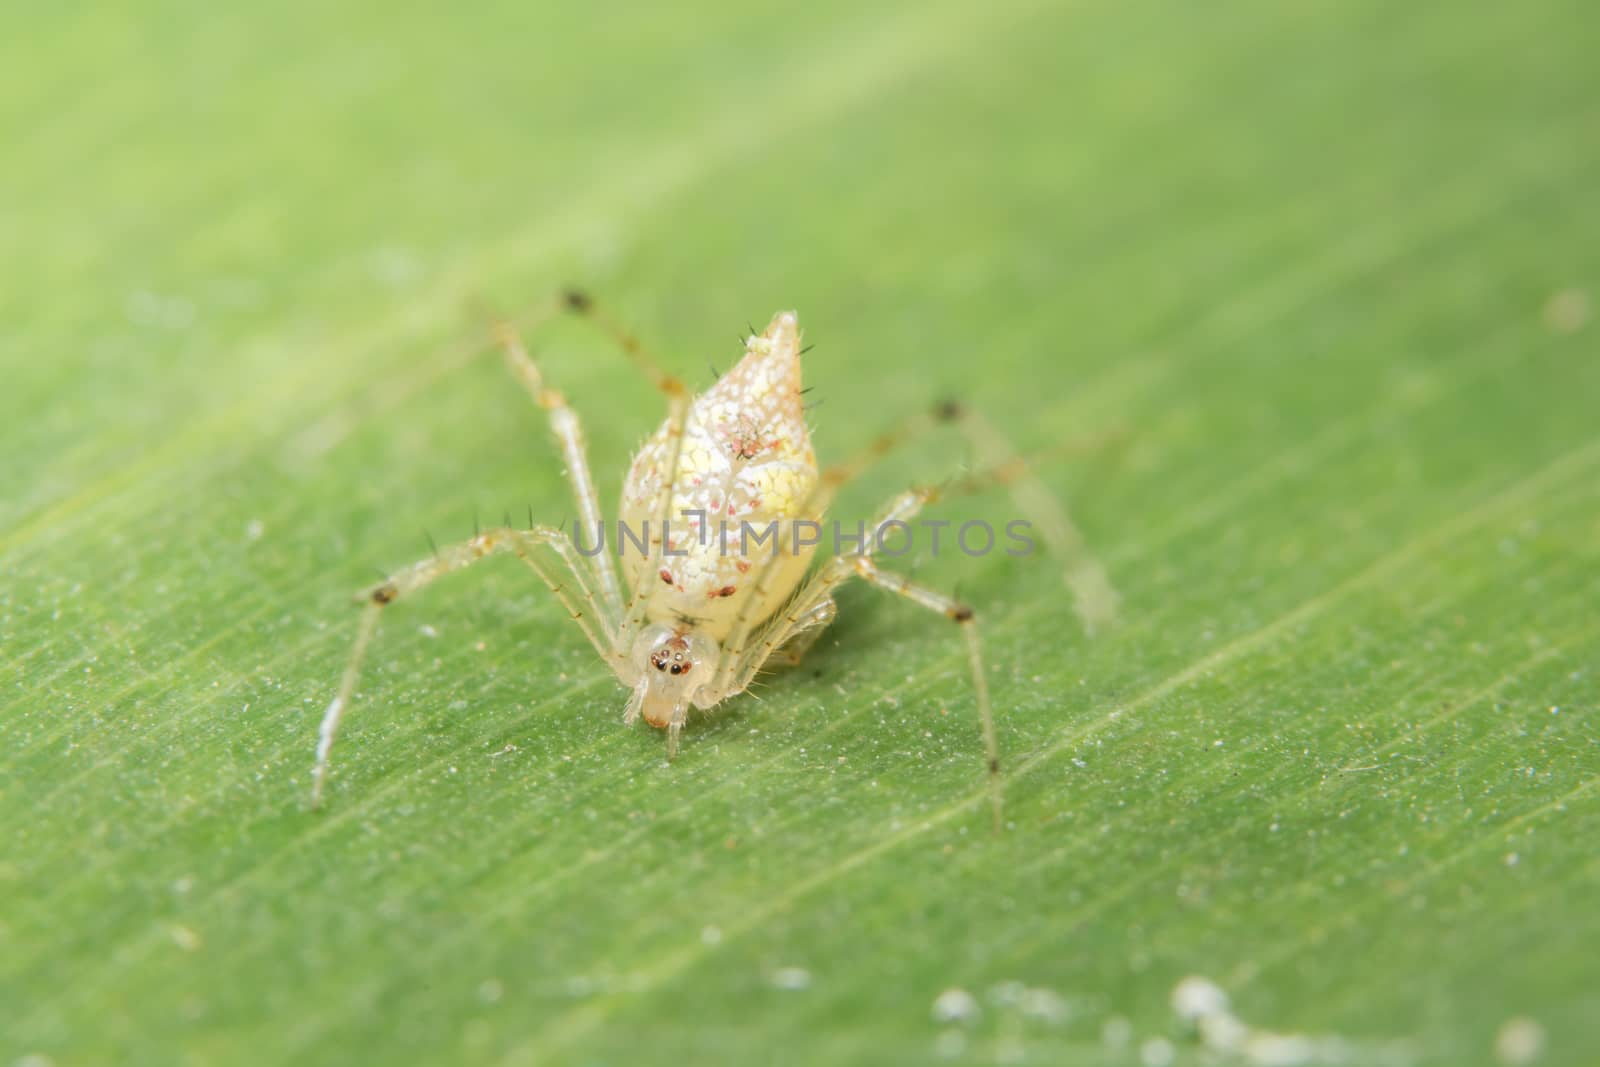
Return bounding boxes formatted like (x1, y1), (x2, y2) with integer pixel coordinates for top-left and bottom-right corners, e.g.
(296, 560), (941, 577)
(932, 987), (981, 1025)
(1495, 1017), (1545, 1065)
(1168, 974), (1398, 1065)
(1102, 1016), (1132, 1048)
(770, 966), (811, 991)
(1140, 1036), (1175, 1067)
(1172, 974), (1230, 1022)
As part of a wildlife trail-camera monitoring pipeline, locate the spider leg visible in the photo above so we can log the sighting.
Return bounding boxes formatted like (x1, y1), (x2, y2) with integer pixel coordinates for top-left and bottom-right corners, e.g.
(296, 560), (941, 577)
(941, 405), (1120, 634)
(709, 485), (933, 699)
(848, 556), (998, 831)
(558, 288), (686, 403)
(493, 290), (695, 626)
(311, 525), (625, 807)
(713, 398), (1114, 734)
(712, 483), (930, 698)
(701, 483), (1001, 829)
(541, 291), (694, 635)
(714, 492), (1001, 829)
(620, 388), (691, 635)
(819, 402), (1120, 633)
(773, 599), (839, 666)
(495, 325), (627, 623)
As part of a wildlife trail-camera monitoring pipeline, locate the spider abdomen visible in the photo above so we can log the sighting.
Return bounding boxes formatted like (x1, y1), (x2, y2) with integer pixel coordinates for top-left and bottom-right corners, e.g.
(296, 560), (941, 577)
(620, 312), (818, 639)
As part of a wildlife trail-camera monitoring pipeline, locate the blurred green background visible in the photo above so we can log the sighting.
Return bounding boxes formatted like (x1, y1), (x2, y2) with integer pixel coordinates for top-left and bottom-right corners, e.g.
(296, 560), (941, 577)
(2, 1), (1597, 1065)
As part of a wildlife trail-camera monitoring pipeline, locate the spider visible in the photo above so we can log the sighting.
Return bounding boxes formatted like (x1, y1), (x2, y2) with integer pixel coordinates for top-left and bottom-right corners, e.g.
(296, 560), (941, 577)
(311, 292), (1115, 827)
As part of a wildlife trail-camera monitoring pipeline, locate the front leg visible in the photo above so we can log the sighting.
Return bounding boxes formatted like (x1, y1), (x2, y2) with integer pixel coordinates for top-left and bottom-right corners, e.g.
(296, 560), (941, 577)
(710, 549), (1002, 830)
(844, 557), (997, 833)
(773, 598), (838, 666)
(311, 524), (625, 807)
(496, 289), (694, 624)
(497, 324), (627, 623)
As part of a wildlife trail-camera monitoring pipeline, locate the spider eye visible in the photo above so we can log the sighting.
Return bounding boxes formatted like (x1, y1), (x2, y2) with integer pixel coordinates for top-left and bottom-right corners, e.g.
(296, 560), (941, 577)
(670, 664), (682, 675)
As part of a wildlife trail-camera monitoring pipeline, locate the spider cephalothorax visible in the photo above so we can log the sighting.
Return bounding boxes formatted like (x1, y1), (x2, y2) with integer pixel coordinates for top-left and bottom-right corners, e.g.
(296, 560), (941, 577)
(627, 623), (719, 730)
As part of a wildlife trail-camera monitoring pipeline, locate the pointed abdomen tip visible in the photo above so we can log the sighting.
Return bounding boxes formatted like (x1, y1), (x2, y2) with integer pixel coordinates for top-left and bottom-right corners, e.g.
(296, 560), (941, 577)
(763, 310), (800, 349)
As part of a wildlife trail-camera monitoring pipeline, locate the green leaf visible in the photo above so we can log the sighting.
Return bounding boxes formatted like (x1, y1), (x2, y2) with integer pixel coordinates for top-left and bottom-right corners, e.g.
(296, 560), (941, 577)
(4, 1), (1596, 1065)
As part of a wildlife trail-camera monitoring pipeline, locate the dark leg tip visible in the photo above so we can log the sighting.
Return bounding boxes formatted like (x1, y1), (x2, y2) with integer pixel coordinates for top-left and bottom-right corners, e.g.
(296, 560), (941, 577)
(562, 288), (592, 313)
(371, 585), (396, 605)
(951, 604), (975, 622)
(935, 399), (964, 422)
